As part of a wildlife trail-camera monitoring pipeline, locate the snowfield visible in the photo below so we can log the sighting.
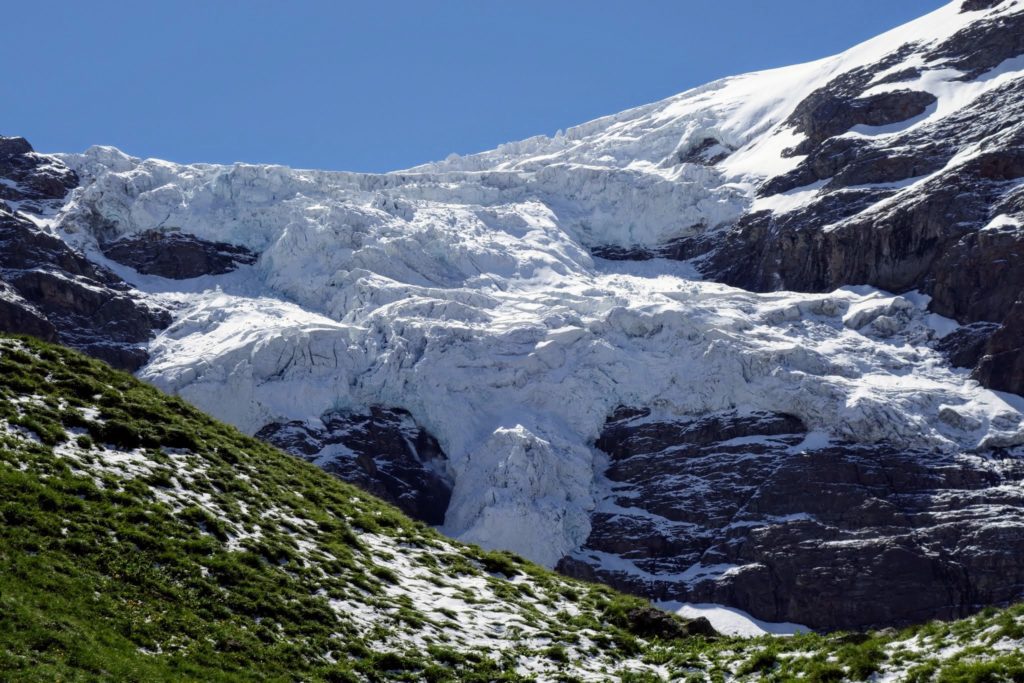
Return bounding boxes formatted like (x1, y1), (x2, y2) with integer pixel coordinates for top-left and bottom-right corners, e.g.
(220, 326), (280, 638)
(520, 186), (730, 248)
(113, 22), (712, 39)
(46, 0), (1024, 568)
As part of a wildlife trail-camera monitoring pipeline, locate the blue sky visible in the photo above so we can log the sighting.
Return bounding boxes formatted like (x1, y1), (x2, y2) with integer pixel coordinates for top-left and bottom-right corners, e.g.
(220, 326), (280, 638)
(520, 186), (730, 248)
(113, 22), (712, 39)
(2, 0), (945, 172)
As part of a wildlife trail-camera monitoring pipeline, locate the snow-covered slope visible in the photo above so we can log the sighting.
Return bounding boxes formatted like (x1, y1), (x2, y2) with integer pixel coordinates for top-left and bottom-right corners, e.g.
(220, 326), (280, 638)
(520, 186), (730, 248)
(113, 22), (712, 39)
(4, 0), (1019, 629)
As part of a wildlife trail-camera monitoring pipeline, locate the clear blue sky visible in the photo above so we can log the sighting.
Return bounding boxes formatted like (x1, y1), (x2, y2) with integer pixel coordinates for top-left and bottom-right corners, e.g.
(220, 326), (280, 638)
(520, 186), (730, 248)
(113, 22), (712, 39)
(2, 0), (946, 172)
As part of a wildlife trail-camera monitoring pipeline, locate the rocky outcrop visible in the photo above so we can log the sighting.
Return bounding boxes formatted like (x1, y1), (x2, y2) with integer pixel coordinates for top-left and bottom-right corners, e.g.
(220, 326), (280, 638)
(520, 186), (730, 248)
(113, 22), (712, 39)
(962, 0), (1007, 13)
(0, 139), (168, 370)
(674, 137), (734, 166)
(930, 212), (1024, 324)
(786, 87), (936, 155)
(935, 321), (1001, 368)
(0, 207), (171, 370)
(708, 148), (1024, 316)
(0, 280), (58, 342)
(0, 136), (78, 212)
(102, 231), (257, 279)
(559, 407), (1024, 630)
(257, 407), (453, 524)
(974, 298), (1024, 394)
(936, 2), (1024, 78)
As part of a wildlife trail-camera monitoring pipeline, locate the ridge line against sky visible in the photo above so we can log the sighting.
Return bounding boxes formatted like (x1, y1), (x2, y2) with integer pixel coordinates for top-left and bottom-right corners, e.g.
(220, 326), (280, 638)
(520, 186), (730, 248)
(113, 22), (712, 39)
(2, 0), (946, 172)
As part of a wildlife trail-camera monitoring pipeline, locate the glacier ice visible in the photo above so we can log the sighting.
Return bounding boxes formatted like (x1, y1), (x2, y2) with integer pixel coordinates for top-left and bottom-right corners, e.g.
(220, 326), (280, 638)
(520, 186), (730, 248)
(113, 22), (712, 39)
(47, 0), (1024, 566)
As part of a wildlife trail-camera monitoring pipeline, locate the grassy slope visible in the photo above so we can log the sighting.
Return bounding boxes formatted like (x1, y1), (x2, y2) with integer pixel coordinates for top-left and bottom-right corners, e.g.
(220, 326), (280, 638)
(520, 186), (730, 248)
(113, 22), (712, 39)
(0, 334), (1022, 682)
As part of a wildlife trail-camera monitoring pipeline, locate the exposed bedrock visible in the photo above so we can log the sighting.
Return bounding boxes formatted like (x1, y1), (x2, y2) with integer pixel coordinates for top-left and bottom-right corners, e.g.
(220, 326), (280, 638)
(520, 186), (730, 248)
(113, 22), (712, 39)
(558, 407), (1024, 631)
(0, 135), (78, 211)
(708, 157), (1024, 319)
(938, 1), (1024, 78)
(935, 321), (1002, 369)
(0, 139), (169, 370)
(974, 298), (1024, 394)
(0, 280), (58, 343)
(699, 152), (1024, 394)
(961, 0), (1008, 14)
(101, 230), (258, 279)
(786, 88), (937, 155)
(0, 208), (170, 370)
(256, 407), (453, 525)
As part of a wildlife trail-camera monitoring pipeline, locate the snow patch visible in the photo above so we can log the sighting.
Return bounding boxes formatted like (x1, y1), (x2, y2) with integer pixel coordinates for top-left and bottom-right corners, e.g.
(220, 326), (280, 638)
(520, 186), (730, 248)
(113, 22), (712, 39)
(656, 601), (810, 637)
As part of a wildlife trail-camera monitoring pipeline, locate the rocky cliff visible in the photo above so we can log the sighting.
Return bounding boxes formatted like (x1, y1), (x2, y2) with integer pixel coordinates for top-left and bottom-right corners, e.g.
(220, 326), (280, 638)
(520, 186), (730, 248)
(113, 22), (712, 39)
(559, 408), (1024, 630)
(0, 137), (167, 370)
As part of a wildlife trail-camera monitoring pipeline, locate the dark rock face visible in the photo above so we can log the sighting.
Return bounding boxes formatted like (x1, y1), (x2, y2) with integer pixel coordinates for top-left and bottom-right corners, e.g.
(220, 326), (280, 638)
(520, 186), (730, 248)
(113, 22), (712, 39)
(0, 140), (169, 370)
(0, 208), (171, 370)
(592, 245), (656, 261)
(0, 137), (31, 158)
(559, 408), (1024, 630)
(962, 0), (1007, 13)
(935, 321), (1001, 368)
(675, 137), (734, 166)
(930, 213), (1024, 324)
(0, 136), (78, 212)
(708, 155), (1024, 321)
(974, 299), (1024, 395)
(102, 231), (257, 279)
(786, 87), (936, 155)
(934, 4), (1024, 79)
(0, 280), (58, 342)
(257, 407), (453, 525)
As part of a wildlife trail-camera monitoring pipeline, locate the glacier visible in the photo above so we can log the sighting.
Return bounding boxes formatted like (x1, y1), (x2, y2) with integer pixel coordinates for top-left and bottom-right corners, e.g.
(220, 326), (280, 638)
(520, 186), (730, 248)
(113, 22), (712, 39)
(41, 0), (1024, 568)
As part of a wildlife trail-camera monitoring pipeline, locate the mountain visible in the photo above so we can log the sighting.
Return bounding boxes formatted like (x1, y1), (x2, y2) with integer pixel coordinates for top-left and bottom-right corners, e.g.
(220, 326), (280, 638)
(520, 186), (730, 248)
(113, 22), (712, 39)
(1, 0), (1023, 632)
(3, 334), (1024, 681)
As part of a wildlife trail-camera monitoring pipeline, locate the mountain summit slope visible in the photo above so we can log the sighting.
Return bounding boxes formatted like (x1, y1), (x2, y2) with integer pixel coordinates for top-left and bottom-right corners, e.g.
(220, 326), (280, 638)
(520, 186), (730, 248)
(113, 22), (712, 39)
(1, 0), (1023, 631)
